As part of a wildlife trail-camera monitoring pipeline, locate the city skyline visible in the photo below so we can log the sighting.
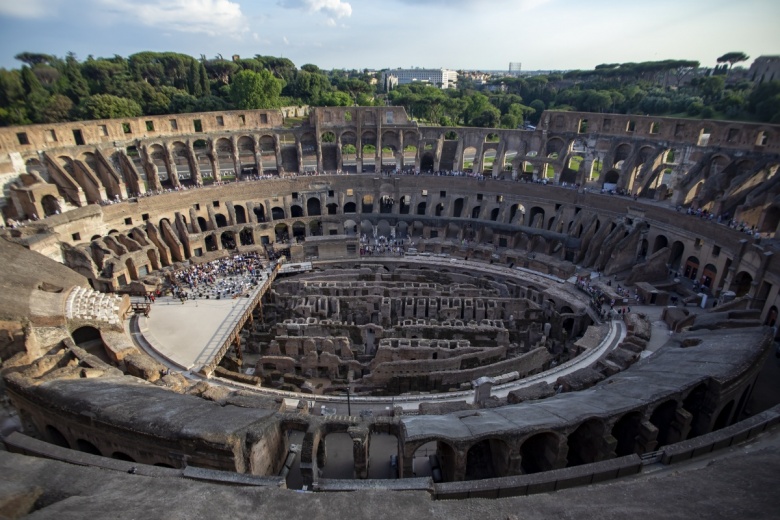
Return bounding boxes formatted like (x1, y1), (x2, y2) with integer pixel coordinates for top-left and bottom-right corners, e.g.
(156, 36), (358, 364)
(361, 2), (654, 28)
(0, 0), (779, 71)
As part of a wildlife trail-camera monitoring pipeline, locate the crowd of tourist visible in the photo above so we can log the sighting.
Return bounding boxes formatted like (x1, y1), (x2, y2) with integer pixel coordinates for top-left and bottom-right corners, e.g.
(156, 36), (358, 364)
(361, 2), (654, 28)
(168, 252), (266, 301)
(359, 234), (406, 256)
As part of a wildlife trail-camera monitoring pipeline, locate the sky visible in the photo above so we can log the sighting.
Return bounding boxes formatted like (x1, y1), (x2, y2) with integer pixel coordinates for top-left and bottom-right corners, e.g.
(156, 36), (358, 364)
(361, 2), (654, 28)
(0, 0), (779, 72)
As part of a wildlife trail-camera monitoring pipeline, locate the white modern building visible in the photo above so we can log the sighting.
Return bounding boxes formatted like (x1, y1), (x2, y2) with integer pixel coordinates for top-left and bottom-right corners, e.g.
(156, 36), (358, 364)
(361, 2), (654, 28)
(382, 68), (458, 90)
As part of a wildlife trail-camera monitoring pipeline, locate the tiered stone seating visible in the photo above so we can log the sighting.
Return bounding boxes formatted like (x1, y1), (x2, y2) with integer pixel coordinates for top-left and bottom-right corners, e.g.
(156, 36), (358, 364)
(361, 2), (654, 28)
(65, 286), (123, 325)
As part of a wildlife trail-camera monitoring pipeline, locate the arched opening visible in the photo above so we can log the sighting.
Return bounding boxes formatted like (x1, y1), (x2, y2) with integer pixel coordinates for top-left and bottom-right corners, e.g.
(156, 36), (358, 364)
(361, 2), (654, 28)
(234, 205), (247, 225)
(701, 264), (717, 288)
(340, 131), (358, 173)
(343, 219), (357, 236)
(220, 231), (236, 250)
(41, 195), (61, 217)
(399, 195), (410, 215)
(271, 207), (286, 220)
(520, 432), (560, 474)
(240, 227), (254, 246)
(319, 432), (354, 479)
(112, 451), (136, 462)
(344, 202), (356, 214)
(528, 206), (545, 228)
(327, 203), (338, 215)
(603, 170), (620, 186)
(215, 213), (228, 228)
(567, 418), (609, 467)
(379, 194), (394, 214)
(290, 205), (304, 218)
(361, 131), (377, 173)
(368, 432), (399, 479)
(45, 425), (70, 448)
(453, 198), (464, 218)
(734, 385), (752, 424)
(237, 135), (257, 175)
(683, 383), (709, 439)
(292, 221), (306, 240)
(684, 256), (700, 280)
(125, 258), (138, 281)
(653, 234), (668, 254)
(465, 438), (511, 480)
(470, 205), (481, 219)
(490, 208), (500, 221)
(274, 223), (289, 242)
(197, 216), (209, 231)
(71, 325), (101, 346)
(215, 138), (235, 178)
(462, 146), (477, 172)
(713, 401), (734, 431)
(205, 234), (217, 251)
(760, 206), (780, 233)
(732, 271), (753, 297)
(171, 142), (193, 184)
(417, 202), (427, 215)
(434, 202), (444, 217)
(611, 412), (642, 456)
(420, 152), (434, 172)
(76, 439), (102, 456)
(321, 131), (338, 172)
(259, 135), (277, 174)
(649, 400), (679, 448)
(307, 197), (321, 216)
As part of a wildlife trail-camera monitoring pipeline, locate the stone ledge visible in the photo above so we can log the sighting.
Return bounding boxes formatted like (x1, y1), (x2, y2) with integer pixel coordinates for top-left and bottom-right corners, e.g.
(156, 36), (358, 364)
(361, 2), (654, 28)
(433, 454), (642, 499)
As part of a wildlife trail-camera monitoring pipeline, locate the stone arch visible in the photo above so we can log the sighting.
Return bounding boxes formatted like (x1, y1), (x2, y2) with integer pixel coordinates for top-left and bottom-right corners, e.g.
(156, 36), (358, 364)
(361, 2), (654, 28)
(319, 431), (355, 478)
(326, 203), (338, 215)
(652, 234), (668, 254)
(147, 144), (170, 184)
(197, 216), (209, 231)
(271, 207), (286, 220)
(300, 132), (317, 173)
(214, 213), (228, 228)
(545, 137), (566, 158)
(259, 135), (277, 173)
(566, 418), (610, 467)
(234, 204), (247, 224)
(361, 131), (377, 173)
(462, 146), (478, 172)
(701, 263), (717, 288)
(490, 208), (500, 221)
(684, 256), (700, 280)
(611, 411), (642, 456)
(76, 439), (101, 456)
(292, 221), (306, 240)
(760, 205), (780, 233)
(237, 135), (257, 174)
(684, 180), (704, 206)
(45, 425), (70, 448)
(420, 152), (435, 172)
(344, 202), (356, 214)
(307, 197), (321, 216)
(649, 399), (679, 448)
(343, 219), (358, 236)
(683, 383), (709, 439)
(528, 206), (545, 228)
(220, 230), (236, 249)
(205, 234), (217, 251)
(290, 205), (304, 218)
(275, 223), (289, 241)
(171, 141), (192, 183)
(26, 157), (50, 182)
(41, 194), (61, 217)
(520, 432), (561, 474)
(713, 400), (734, 431)
(340, 131), (358, 173)
(603, 170), (620, 185)
(112, 451), (136, 462)
(215, 137), (235, 177)
(434, 202), (444, 217)
(399, 195), (411, 215)
(240, 227), (254, 246)
(465, 438), (511, 480)
(453, 198), (464, 218)
(368, 431), (399, 479)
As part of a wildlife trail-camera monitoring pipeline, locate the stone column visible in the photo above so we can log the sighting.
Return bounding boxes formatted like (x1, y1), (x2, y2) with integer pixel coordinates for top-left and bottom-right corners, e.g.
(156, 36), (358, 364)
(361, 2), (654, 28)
(349, 426), (370, 479)
(494, 141), (506, 177)
(187, 142), (203, 185)
(163, 145), (181, 188)
(296, 138), (304, 174)
(316, 135), (324, 173)
(433, 136), (444, 172)
(471, 142), (483, 174)
(336, 139), (344, 172)
(253, 135), (264, 175)
(209, 152), (220, 183)
(274, 135), (284, 176)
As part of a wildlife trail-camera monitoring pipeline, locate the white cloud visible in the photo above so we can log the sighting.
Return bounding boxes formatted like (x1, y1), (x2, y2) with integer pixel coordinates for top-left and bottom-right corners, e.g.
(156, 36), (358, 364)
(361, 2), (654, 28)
(96, 0), (248, 36)
(278, 0), (352, 20)
(0, 0), (60, 18)
(283, 36), (289, 45)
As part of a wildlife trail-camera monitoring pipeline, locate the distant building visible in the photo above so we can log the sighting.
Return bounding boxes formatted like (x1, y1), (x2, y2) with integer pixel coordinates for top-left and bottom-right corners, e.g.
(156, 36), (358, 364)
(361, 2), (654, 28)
(749, 56), (780, 84)
(381, 68), (458, 90)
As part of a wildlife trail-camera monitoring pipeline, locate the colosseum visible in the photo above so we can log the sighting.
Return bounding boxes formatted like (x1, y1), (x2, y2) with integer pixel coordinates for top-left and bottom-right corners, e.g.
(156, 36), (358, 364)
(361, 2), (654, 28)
(0, 107), (779, 518)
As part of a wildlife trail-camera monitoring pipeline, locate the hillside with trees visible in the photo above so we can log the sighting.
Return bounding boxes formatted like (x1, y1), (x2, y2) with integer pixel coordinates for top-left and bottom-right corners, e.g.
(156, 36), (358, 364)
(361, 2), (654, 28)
(1, 51), (778, 128)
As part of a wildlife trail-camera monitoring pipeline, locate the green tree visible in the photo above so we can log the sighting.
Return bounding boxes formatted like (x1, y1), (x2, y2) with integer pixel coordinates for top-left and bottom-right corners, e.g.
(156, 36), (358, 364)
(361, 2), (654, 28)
(717, 52), (749, 74)
(79, 94), (142, 119)
(318, 90), (352, 106)
(20, 66), (49, 122)
(40, 94), (74, 122)
(14, 52), (56, 67)
(60, 54), (89, 104)
(229, 69), (282, 109)
(500, 113), (519, 129)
